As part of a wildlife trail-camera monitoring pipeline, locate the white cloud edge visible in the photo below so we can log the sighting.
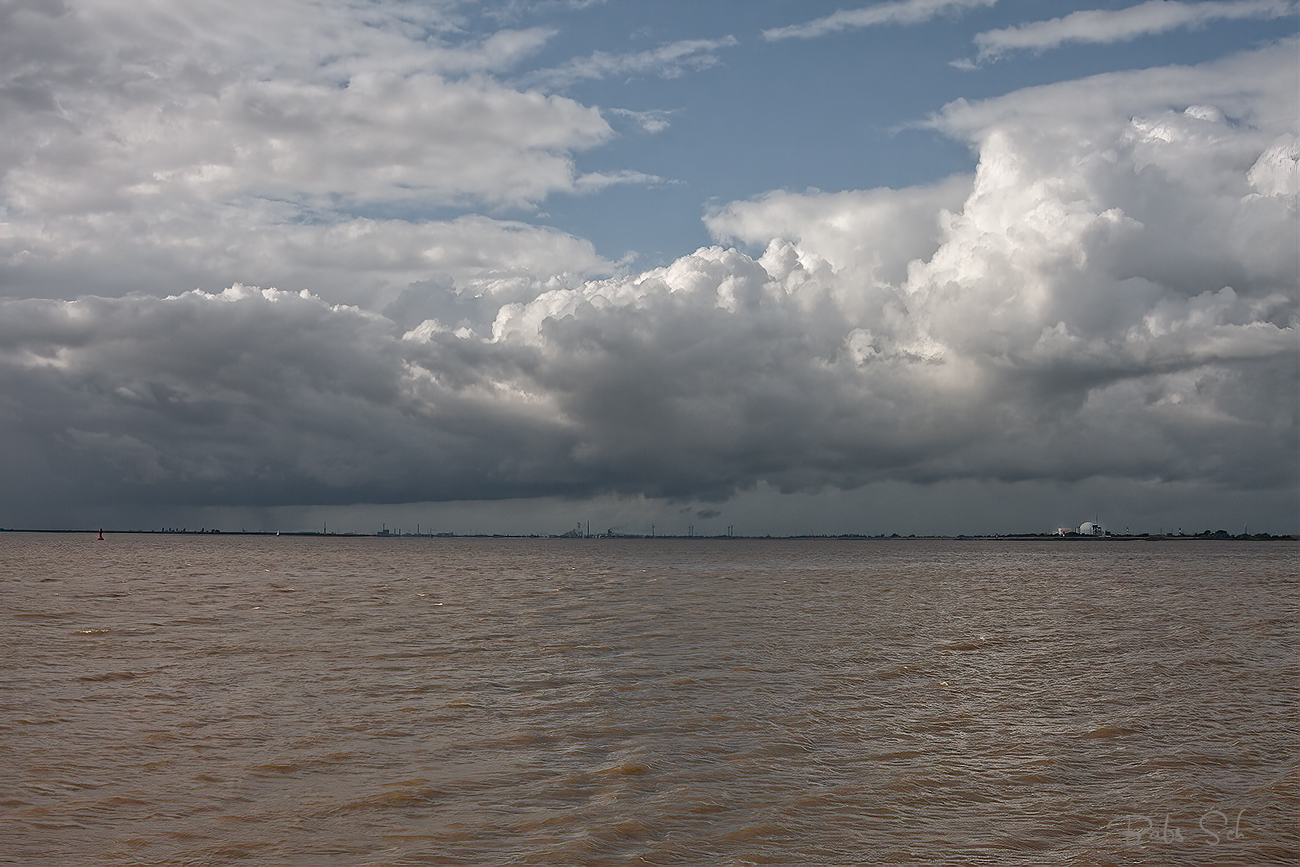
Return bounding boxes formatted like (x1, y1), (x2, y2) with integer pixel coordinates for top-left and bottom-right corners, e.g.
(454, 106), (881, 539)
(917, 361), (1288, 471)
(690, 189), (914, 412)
(970, 0), (1297, 63)
(763, 0), (997, 41)
(519, 35), (739, 89)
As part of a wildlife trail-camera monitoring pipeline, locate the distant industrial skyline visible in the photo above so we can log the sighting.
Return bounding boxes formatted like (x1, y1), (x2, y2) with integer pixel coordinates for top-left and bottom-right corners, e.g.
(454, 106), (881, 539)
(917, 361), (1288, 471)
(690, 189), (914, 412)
(1, 1), (1296, 535)
(3, 526), (1292, 541)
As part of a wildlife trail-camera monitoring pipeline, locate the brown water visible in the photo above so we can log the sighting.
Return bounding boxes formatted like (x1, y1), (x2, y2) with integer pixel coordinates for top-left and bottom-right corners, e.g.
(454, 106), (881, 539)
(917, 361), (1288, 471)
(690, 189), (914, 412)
(2, 534), (1296, 866)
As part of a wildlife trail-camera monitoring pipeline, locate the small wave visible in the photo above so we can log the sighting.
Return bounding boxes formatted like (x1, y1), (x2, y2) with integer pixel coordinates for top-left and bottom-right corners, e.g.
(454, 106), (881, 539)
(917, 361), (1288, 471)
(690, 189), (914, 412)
(597, 758), (650, 777)
(95, 795), (150, 807)
(722, 822), (795, 842)
(341, 784), (446, 812)
(945, 637), (991, 651)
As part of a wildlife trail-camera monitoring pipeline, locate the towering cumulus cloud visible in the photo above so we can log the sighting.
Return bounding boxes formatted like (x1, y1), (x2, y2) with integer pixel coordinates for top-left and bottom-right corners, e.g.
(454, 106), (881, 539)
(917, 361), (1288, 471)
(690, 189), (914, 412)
(0, 36), (1295, 525)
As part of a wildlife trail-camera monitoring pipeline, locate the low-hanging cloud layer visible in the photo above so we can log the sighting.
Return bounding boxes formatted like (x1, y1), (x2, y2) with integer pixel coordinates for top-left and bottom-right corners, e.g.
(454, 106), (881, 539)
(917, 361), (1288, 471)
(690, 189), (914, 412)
(2, 5), (1295, 530)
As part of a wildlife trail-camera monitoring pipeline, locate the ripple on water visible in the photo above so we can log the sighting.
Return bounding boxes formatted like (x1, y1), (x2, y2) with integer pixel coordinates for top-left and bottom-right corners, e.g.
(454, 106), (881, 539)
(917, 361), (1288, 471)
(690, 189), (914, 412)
(1, 535), (1296, 865)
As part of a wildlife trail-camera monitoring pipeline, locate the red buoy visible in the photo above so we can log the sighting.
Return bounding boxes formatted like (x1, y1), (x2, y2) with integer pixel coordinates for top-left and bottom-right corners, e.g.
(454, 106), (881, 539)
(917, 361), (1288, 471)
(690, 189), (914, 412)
(97, 528), (104, 541)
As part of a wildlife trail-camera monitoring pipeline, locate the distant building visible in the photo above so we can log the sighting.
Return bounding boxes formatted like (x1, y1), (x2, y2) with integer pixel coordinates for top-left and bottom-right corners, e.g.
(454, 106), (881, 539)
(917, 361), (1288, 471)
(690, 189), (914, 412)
(1078, 521), (1106, 536)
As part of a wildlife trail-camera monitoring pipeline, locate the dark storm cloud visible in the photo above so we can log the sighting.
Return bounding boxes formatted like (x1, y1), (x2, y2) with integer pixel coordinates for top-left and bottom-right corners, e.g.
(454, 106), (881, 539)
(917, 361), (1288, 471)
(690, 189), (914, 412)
(0, 287), (598, 509)
(3, 146), (1294, 512)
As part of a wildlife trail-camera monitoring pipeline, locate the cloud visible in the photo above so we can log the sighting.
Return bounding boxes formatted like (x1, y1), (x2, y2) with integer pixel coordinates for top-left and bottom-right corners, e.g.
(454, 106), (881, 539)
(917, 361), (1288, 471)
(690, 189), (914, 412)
(606, 108), (677, 134)
(763, 0), (996, 41)
(521, 36), (739, 90)
(0, 0), (622, 309)
(972, 0), (1296, 63)
(2, 16), (612, 214)
(1, 42), (1295, 525)
(573, 170), (669, 193)
(425, 27), (559, 73)
(0, 209), (614, 309)
(705, 177), (972, 287)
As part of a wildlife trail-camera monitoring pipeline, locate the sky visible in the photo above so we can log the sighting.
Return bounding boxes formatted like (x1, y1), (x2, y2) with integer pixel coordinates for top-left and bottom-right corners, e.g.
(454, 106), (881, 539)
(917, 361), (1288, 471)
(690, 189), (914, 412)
(0, 0), (1296, 536)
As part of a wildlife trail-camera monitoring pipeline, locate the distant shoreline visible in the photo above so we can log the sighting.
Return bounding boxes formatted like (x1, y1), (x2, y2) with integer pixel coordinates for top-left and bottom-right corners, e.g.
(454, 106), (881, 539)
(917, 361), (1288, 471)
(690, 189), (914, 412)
(1, 528), (1294, 541)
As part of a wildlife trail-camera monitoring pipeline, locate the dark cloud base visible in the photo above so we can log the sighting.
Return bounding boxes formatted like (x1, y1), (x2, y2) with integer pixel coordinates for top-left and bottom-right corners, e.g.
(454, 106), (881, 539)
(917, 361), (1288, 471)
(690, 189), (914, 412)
(2, 266), (1294, 533)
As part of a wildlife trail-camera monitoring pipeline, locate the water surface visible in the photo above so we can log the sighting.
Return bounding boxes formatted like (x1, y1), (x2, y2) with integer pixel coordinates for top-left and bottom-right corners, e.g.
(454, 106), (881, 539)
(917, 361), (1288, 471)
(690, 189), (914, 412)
(2, 535), (1296, 865)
